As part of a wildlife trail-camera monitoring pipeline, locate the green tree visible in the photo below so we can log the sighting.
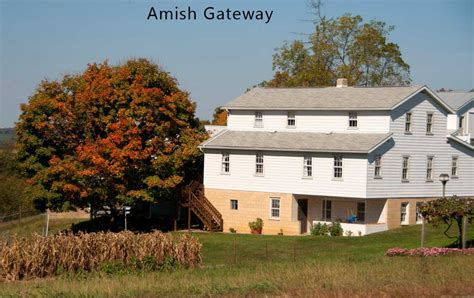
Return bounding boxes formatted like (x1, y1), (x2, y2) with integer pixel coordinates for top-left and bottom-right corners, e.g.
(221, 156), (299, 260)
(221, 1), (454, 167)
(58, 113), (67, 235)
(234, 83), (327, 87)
(265, 1), (410, 87)
(16, 59), (207, 218)
(420, 196), (473, 248)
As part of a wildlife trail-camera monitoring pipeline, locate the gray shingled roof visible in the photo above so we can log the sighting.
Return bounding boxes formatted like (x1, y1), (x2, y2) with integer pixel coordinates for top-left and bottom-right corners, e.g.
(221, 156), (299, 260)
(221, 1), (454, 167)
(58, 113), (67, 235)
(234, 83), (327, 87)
(436, 92), (474, 111)
(222, 86), (424, 110)
(200, 130), (393, 153)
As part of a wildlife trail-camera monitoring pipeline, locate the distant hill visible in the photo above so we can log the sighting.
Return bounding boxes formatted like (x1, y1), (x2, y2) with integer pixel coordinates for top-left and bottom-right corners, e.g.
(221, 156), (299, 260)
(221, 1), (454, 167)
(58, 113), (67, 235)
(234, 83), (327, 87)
(0, 128), (15, 144)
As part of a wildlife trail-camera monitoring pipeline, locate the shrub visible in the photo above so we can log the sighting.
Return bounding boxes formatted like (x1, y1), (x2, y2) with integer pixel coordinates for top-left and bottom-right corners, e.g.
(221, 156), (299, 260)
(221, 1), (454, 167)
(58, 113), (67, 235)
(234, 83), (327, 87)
(310, 223), (329, 236)
(229, 228), (236, 233)
(249, 218), (263, 233)
(0, 231), (202, 281)
(329, 222), (343, 237)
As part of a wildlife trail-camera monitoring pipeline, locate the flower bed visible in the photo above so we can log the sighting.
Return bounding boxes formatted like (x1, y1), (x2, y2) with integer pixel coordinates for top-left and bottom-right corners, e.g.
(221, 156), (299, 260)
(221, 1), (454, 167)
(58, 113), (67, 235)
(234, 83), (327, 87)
(386, 247), (474, 257)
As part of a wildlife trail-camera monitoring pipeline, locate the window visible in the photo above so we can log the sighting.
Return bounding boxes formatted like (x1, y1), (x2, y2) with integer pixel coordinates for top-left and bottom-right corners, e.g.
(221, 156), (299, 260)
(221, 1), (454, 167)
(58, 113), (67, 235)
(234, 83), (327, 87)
(426, 113), (433, 134)
(400, 202), (408, 224)
(254, 111), (263, 127)
(230, 199), (238, 210)
(426, 156), (434, 181)
(303, 156), (312, 178)
(287, 112), (296, 127)
(405, 112), (412, 133)
(270, 198), (280, 219)
(333, 156), (343, 178)
(221, 153), (230, 173)
(349, 112), (358, 128)
(451, 156), (458, 177)
(402, 156), (409, 181)
(374, 156), (382, 178)
(322, 200), (332, 221)
(255, 153), (264, 175)
(416, 202), (423, 223)
(357, 202), (366, 222)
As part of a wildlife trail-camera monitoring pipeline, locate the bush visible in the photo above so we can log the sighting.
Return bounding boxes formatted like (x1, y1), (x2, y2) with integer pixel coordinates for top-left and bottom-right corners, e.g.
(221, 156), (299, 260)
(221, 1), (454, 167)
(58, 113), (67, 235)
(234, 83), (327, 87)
(329, 222), (343, 237)
(0, 231), (202, 281)
(249, 218), (263, 233)
(311, 222), (343, 237)
(310, 223), (329, 236)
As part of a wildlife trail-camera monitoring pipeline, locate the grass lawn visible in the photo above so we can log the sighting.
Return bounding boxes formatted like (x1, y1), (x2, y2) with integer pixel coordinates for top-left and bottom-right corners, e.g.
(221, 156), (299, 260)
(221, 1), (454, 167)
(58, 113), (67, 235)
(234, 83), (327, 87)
(1, 222), (473, 297)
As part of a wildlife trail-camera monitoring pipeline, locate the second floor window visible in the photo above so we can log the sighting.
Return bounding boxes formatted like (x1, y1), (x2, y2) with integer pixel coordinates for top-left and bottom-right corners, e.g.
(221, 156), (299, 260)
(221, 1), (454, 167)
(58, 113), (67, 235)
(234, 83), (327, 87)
(405, 112), (412, 133)
(374, 156), (382, 178)
(402, 156), (409, 181)
(349, 112), (358, 128)
(426, 156), (434, 181)
(303, 156), (312, 177)
(254, 111), (263, 127)
(451, 156), (458, 177)
(334, 156), (343, 178)
(426, 113), (433, 134)
(459, 116), (465, 130)
(287, 112), (296, 127)
(255, 153), (264, 175)
(221, 153), (230, 173)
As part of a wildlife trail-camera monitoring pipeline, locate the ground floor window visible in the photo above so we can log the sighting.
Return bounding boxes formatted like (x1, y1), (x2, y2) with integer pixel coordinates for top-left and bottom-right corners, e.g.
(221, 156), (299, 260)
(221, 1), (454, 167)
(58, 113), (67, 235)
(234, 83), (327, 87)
(357, 201), (366, 223)
(230, 199), (238, 210)
(400, 202), (408, 224)
(416, 202), (423, 223)
(322, 199), (332, 221)
(270, 198), (280, 219)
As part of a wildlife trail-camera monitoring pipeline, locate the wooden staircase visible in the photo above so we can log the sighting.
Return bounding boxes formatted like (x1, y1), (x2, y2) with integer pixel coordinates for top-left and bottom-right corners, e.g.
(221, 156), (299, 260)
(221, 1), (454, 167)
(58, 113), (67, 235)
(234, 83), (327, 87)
(181, 181), (223, 232)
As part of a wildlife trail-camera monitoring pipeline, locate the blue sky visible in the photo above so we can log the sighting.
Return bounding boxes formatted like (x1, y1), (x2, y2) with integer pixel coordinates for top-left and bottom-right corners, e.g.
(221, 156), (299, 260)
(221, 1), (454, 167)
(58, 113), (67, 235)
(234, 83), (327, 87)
(1, 0), (472, 127)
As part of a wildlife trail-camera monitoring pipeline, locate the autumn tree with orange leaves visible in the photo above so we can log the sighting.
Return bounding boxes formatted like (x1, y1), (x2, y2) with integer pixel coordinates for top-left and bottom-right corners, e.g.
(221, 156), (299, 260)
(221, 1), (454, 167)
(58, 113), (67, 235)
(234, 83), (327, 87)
(16, 59), (207, 217)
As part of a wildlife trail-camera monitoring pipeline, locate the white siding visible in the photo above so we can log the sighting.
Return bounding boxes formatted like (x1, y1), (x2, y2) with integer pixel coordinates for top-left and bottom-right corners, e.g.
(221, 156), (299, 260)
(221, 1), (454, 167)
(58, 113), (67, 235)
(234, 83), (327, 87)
(204, 150), (368, 198)
(367, 92), (474, 198)
(227, 110), (390, 133)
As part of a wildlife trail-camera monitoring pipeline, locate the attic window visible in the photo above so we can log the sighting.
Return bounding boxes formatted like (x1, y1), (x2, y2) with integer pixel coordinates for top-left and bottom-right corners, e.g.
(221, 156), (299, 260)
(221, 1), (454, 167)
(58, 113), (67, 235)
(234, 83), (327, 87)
(349, 112), (358, 128)
(287, 112), (296, 127)
(254, 112), (263, 128)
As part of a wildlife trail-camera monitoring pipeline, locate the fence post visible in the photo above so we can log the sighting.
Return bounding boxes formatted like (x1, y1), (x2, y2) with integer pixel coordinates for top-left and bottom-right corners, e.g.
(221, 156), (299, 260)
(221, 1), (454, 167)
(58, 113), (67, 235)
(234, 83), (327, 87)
(45, 209), (50, 236)
(462, 216), (467, 249)
(265, 242), (268, 260)
(293, 243), (296, 261)
(233, 238), (237, 265)
(421, 217), (426, 248)
(19, 205), (22, 224)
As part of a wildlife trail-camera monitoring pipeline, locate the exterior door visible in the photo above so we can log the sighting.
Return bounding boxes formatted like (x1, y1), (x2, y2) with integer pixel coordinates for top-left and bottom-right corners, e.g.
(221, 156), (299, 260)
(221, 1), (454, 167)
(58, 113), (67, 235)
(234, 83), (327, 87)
(297, 199), (309, 234)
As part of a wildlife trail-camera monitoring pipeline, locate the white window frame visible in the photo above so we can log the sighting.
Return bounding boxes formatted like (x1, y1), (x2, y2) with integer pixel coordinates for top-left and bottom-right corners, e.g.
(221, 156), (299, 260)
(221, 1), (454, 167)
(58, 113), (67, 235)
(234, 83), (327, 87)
(230, 199), (238, 210)
(303, 156), (312, 178)
(322, 199), (332, 221)
(333, 156), (343, 179)
(287, 112), (296, 128)
(255, 153), (264, 176)
(405, 112), (412, 133)
(348, 112), (358, 128)
(254, 111), (263, 128)
(270, 197), (280, 220)
(221, 153), (230, 174)
(426, 112), (434, 134)
(426, 156), (434, 182)
(374, 155), (382, 178)
(400, 202), (408, 224)
(451, 156), (458, 178)
(402, 156), (410, 181)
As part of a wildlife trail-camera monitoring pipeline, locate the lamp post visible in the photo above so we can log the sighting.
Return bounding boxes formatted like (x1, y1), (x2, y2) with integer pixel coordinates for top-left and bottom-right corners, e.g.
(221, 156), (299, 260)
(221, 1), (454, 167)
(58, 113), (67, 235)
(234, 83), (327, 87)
(439, 173), (450, 197)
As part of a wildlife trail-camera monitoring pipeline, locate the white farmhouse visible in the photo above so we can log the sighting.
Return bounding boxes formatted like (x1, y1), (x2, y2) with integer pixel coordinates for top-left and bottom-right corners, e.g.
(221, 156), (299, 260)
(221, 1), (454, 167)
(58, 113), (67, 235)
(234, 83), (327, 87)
(197, 79), (474, 235)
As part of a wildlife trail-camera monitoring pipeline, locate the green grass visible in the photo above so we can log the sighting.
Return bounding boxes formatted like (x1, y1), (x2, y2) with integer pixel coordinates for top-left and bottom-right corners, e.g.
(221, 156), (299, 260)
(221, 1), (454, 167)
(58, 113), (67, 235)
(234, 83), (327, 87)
(0, 215), (87, 239)
(1, 223), (473, 297)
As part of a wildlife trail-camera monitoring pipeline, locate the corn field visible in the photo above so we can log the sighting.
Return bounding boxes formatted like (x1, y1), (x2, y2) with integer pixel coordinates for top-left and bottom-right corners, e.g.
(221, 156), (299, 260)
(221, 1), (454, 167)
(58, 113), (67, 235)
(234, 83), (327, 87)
(0, 231), (202, 281)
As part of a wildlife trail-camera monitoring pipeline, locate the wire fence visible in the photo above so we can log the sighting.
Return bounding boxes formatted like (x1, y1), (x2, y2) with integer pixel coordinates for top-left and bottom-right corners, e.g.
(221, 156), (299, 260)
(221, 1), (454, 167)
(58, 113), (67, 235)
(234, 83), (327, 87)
(0, 208), (42, 225)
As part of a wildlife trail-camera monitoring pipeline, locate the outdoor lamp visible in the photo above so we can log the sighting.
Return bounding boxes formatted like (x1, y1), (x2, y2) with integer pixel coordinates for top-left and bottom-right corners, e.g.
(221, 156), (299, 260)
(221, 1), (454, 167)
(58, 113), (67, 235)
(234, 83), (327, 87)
(439, 173), (450, 197)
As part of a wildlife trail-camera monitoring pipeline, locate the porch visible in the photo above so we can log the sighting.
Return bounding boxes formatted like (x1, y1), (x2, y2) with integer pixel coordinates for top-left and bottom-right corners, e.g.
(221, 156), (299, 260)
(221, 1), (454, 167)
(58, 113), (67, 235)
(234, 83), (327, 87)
(294, 195), (389, 236)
